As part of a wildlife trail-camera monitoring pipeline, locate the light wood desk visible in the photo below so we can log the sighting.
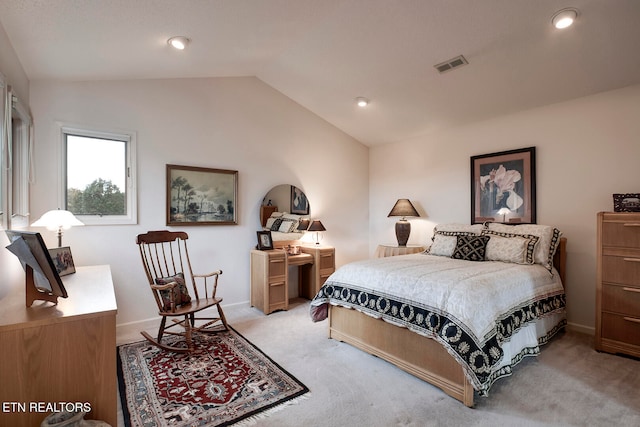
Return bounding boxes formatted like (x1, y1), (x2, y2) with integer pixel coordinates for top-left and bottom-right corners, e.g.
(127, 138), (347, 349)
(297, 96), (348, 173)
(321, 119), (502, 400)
(250, 245), (335, 314)
(0, 265), (117, 427)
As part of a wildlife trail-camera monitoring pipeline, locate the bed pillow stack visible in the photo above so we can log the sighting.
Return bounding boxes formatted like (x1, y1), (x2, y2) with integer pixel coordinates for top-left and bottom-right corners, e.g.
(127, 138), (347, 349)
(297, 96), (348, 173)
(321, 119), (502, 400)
(427, 222), (562, 271)
(427, 223), (485, 257)
(485, 223), (562, 272)
(264, 212), (304, 233)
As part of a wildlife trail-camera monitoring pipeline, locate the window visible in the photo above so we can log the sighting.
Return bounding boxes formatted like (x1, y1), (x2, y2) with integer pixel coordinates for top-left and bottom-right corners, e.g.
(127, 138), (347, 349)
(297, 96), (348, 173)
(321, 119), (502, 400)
(1, 79), (32, 230)
(60, 125), (137, 225)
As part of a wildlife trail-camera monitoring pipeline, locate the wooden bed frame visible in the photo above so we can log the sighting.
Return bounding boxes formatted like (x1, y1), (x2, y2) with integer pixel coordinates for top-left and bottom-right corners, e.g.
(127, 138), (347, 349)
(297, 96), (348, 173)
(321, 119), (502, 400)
(327, 237), (567, 407)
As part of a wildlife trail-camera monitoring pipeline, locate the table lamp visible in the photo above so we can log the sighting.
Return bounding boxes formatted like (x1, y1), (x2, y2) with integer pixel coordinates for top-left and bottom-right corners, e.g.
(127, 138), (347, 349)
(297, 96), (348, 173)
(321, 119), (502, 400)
(388, 199), (419, 247)
(307, 220), (326, 245)
(31, 209), (84, 247)
(497, 207), (511, 223)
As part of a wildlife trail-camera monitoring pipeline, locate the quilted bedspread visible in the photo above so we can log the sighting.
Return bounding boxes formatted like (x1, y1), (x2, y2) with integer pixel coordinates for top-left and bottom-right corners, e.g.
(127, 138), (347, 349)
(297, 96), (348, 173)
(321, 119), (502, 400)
(309, 253), (566, 394)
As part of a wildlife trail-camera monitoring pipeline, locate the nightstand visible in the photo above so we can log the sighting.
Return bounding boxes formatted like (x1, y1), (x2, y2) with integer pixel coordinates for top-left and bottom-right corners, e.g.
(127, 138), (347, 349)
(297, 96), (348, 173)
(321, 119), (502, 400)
(375, 244), (426, 258)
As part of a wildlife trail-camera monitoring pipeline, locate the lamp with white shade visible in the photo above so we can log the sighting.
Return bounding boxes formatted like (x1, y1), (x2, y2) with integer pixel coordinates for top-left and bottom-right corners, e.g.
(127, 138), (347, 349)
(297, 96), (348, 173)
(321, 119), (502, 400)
(387, 199), (420, 247)
(31, 209), (84, 247)
(497, 207), (511, 223)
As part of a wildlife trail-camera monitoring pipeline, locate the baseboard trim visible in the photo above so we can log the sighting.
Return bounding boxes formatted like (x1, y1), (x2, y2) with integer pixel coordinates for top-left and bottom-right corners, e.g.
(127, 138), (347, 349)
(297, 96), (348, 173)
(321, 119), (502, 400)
(566, 322), (594, 336)
(116, 300), (249, 343)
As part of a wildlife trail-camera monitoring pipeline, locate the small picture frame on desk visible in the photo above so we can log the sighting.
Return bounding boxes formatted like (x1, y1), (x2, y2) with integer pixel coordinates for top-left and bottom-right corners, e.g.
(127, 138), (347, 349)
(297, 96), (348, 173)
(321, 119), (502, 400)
(256, 231), (274, 250)
(48, 246), (76, 276)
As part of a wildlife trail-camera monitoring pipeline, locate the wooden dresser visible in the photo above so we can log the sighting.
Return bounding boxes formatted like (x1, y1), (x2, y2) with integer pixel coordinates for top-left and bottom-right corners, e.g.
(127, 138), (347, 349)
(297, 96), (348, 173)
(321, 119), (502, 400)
(595, 212), (640, 358)
(250, 245), (335, 314)
(0, 265), (117, 426)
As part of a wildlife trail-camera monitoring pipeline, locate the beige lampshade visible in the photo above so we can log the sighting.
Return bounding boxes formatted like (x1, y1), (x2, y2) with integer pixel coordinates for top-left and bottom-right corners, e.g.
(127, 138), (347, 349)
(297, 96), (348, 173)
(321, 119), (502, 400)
(387, 199), (419, 219)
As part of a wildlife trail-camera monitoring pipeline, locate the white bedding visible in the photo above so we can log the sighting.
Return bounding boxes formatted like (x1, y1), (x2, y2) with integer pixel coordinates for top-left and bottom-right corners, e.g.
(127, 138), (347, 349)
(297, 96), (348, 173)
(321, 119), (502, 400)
(309, 253), (566, 394)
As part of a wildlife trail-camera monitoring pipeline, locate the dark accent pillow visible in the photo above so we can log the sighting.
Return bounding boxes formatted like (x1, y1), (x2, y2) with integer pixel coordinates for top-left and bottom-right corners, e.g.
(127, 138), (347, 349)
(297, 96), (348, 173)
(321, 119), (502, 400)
(156, 272), (191, 310)
(270, 218), (283, 231)
(451, 235), (489, 262)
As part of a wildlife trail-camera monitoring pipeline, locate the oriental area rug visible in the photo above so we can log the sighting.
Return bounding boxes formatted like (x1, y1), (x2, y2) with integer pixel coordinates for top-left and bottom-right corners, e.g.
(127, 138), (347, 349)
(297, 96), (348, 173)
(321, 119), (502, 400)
(117, 327), (309, 427)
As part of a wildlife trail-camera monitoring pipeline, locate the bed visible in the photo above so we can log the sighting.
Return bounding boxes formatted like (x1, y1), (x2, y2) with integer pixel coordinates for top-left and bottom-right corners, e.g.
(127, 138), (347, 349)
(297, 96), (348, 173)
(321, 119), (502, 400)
(310, 223), (567, 407)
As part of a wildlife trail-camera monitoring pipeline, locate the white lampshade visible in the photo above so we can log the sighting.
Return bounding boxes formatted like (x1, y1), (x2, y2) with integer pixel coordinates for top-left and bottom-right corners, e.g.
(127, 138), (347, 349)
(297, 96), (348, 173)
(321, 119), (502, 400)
(32, 209), (83, 247)
(32, 209), (84, 230)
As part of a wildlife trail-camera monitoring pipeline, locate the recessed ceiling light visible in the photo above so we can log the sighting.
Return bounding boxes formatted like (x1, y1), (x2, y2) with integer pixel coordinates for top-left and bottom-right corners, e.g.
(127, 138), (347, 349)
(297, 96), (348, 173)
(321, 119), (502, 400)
(551, 8), (578, 29)
(168, 36), (190, 50)
(355, 97), (370, 107)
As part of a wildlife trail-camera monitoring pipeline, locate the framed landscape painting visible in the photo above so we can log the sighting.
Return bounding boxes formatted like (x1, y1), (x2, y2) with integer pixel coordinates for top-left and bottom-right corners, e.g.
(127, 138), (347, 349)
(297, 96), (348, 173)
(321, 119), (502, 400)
(470, 147), (536, 224)
(167, 164), (238, 226)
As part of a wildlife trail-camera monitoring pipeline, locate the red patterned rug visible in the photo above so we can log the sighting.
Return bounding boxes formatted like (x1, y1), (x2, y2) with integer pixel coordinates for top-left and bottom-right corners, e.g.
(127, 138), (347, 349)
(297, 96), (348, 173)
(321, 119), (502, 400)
(117, 327), (309, 427)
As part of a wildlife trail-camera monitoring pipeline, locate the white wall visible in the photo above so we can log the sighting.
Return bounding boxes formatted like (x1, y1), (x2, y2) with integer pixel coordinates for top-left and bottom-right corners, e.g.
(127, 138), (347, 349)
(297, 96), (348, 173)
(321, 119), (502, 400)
(369, 84), (640, 332)
(0, 22), (28, 101)
(25, 77), (369, 326)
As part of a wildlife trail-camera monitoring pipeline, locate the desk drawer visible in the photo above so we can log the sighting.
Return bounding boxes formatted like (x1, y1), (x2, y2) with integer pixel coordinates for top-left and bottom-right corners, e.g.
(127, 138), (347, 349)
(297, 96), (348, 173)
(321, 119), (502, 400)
(601, 312), (640, 347)
(602, 220), (640, 249)
(601, 256), (640, 285)
(601, 284), (640, 316)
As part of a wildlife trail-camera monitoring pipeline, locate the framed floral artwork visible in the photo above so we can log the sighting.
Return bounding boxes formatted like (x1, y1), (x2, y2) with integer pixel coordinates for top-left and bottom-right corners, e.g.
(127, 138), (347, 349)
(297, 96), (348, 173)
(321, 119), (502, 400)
(166, 164), (238, 226)
(471, 147), (536, 224)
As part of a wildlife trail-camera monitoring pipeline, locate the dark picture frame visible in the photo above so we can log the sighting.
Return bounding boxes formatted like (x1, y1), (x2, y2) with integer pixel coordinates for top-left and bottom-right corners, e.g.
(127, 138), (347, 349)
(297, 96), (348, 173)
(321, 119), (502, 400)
(167, 164), (238, 226)
(5, 230), (68, 306)
(290, 185), (309, 215)
(471, 147), (536, 224)
(256, 230), (274, 250)
(613, 193), (640, 212)
(48, 246), (76, 276)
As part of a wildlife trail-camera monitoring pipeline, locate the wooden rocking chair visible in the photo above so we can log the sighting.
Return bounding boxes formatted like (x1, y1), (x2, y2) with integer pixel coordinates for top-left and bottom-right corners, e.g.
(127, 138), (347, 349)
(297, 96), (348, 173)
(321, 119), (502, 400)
(136, 230), (228, 353)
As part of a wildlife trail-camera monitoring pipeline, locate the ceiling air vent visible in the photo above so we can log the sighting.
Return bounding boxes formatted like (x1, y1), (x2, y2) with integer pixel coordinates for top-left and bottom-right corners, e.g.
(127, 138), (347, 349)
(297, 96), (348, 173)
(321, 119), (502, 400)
(434, 55), (468, 74)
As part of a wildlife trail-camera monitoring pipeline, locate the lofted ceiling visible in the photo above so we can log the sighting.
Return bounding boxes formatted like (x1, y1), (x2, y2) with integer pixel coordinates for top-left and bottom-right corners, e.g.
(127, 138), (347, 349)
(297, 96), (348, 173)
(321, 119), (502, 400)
(1, 0), (639, 147)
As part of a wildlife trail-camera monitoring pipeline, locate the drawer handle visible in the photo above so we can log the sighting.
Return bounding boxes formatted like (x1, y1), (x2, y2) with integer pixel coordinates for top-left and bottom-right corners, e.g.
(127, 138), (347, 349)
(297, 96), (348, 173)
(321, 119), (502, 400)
(269, 259), (285, 264)
(623, 258), (640, 263)
(623, 223), (640, 227)
(623, 317), (640, 324)
(623, 287), (640, 294)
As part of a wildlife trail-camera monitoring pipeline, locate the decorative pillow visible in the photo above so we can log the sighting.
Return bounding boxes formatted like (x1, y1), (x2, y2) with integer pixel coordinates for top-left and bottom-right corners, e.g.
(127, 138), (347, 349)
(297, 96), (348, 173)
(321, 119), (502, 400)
(155, 273), (191, 311)
(269, 211), (284, 218)
(278, 219), (297, 233)
(486, 223), (562, 272)
(433, 223), (485, 236)
(427, 234), (459, 257)
(451, 235), (489, 261)
(483, 230), (539, 265)
(265, 217), (278, 230)
(269, 217), (284, 231)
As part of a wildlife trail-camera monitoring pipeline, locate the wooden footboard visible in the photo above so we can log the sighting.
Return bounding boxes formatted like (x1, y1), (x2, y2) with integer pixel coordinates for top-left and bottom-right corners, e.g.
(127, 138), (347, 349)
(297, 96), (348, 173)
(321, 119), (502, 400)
(329, 305), (475, 407)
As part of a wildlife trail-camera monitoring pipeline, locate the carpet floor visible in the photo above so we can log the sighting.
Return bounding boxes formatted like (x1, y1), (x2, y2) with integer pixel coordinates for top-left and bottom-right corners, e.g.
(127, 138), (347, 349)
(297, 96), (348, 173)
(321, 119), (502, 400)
(117, 299), (640, 426)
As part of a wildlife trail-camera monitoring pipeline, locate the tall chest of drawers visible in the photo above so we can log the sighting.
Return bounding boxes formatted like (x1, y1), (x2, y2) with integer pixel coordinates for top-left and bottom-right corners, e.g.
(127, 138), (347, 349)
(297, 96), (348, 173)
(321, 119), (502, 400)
(596, 212), (640, 357)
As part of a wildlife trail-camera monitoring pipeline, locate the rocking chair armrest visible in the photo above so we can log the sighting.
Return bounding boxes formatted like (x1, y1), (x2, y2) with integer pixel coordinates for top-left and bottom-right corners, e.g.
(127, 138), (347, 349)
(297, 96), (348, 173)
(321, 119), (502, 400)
(150, 281), (178, 291)
(193, 269), (223, 279)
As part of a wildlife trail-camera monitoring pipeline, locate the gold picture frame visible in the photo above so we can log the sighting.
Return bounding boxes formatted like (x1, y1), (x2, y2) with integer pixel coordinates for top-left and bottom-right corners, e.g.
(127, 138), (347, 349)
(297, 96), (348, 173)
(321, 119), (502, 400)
(167, 164), (238, 226)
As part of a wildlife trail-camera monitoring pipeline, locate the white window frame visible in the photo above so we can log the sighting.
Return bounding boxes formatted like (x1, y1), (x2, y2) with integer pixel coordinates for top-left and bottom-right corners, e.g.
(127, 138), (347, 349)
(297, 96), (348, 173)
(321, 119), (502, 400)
(9, 90), (32, 229)
(0, 73), (7, 230)
(58, 123), (137, 225)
